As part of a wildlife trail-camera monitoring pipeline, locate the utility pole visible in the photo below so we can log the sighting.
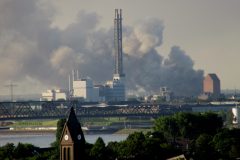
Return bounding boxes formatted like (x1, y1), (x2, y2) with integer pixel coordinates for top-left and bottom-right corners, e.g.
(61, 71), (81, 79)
(4, 82), (17, 102)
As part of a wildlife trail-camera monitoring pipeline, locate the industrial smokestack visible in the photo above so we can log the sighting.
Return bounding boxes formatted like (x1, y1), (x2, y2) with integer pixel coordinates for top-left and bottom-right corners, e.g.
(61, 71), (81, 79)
(114, 9), (124, 77)
(72, 70), (75, 81)
(77, 70), (79, 80)
(68, 74), (71, 98)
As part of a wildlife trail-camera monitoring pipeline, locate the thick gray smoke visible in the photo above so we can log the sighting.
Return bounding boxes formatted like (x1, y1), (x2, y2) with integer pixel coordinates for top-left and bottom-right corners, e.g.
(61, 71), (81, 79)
(0, 0), (203, 96)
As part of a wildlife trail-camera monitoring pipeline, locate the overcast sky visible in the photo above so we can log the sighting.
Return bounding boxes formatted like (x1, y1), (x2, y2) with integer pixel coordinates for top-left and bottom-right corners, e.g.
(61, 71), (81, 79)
(0, 0), (240, 96)
(51, 0), (240, 89)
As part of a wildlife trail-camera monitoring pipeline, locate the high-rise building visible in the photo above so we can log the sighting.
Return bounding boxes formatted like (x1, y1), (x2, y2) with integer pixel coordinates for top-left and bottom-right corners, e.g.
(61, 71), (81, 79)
(203, 73), (221, 95)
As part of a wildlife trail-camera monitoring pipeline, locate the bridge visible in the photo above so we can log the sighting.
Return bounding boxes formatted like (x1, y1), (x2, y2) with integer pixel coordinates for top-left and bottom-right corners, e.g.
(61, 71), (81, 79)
(0, 101), (191, 121)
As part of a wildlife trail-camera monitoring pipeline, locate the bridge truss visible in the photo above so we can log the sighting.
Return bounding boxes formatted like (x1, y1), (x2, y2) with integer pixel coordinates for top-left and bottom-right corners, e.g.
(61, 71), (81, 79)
(0, 101), (190, 120)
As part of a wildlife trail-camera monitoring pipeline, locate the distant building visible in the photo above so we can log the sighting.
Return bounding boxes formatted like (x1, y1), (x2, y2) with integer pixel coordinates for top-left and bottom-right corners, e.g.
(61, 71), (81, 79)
(159, 87), (173, 102)
(41, 90), (55, 101)
(55, 89), (68, 100)
(232, 106), (240, 124)
(203, 73), (221, 96)
(149, 87), (173, 102)
(41, 89), (67, 101)
(104, 75), (125, 102)
(72, 78), (99, 102)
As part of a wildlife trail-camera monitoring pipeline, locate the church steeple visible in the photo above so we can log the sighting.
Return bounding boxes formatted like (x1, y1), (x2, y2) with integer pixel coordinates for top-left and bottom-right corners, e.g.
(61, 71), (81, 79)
(60, 107), (85, 160)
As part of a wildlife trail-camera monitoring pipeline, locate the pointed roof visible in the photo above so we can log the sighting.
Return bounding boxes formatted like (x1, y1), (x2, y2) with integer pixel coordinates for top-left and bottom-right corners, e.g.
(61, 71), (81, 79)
(65, 107), (85, 143)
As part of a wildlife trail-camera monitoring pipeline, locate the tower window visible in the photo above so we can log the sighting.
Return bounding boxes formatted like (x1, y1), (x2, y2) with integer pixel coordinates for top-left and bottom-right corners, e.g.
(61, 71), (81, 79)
(63, 147), (67, 160)
(67, 147), (71, 160)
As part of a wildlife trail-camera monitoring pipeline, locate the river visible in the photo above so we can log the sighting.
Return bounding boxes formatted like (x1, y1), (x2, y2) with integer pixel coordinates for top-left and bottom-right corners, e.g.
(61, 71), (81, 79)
(0, 133), (128, 148)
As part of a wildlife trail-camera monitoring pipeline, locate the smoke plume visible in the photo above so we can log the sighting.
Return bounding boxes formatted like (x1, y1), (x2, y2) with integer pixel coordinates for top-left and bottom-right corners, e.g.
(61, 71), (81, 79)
(0, 0), (203, 96)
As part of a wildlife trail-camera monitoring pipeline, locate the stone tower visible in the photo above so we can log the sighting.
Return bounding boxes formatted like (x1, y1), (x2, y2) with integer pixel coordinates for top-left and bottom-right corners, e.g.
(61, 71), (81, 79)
(60, 107), (85, 160)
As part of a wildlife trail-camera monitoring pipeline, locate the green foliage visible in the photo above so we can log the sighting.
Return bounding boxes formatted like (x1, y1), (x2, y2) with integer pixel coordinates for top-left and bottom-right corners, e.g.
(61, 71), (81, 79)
(105, 131), (180, 160)
(192, 134), (216, 160)
(154, 116), (179, 142)
(11, 120), (58, 128)
(14, 143), (37, 159)
(0, 143), (14, 159)
(212, 129), (232, 158)
(1, 113), (238, 160)
(154, 112), (223, 140)
(0, 143), (40, 160)
(212, 128), (240, 159)
(90, 137), (107, 160)
(56, 118), (66, 142)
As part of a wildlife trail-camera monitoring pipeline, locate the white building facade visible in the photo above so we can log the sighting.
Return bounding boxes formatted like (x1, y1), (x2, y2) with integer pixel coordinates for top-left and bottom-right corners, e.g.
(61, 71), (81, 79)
(232, 106), (240, 124)
(72, 78), (99, 102)
(41, 89), (67, 101)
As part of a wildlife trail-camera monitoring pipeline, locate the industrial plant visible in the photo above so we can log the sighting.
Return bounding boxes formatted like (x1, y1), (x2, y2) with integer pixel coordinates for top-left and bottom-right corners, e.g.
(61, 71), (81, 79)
(42, 9), (125, 102)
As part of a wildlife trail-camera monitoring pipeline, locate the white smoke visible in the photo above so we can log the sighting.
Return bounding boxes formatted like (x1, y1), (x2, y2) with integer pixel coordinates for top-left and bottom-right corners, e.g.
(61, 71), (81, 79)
(0, 0), (203, 96)
(123, 18), (164, 57)
(50, 46), (80, 75)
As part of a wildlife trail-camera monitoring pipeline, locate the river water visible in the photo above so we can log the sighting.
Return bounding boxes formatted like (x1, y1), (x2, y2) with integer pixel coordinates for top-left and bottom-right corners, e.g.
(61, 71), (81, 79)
(0, 133), (128, 148)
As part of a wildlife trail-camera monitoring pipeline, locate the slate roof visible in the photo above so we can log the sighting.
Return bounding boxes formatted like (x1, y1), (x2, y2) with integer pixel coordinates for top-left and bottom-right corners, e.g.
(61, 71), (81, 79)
(65, 107), (85, 143)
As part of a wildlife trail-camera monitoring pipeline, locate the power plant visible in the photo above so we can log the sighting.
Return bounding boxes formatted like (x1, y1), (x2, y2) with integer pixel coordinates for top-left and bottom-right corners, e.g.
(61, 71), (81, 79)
(104, 9), (125, 101)
(42, 9), (126, 102)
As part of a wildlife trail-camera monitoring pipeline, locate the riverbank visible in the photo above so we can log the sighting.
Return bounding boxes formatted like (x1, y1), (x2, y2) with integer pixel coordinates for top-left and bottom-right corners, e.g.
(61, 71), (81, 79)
(0, 128), (152, 136)
(0, 129), (56, 135)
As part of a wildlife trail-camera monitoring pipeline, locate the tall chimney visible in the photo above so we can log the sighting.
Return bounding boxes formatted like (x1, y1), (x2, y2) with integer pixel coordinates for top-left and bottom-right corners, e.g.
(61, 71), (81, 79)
(114, 9), (124, 77)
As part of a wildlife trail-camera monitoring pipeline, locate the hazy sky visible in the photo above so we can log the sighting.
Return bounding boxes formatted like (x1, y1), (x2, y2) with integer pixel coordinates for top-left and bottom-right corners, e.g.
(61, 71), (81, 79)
(51, 0), (240, 89)
(0, 0), (240, 96)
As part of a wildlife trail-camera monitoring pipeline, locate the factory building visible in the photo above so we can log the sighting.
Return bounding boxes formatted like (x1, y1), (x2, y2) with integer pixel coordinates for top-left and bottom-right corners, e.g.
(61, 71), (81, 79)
(146, 87), (173, 102)
(72, 78), (99, 102)
(42, 9), (126, 102)
(70, 9), (125, 102)
(159, 87), (173, 102)
(41, 89), (67, 101)
(104, 78), (125, 102)
(203, 73), (221, 96)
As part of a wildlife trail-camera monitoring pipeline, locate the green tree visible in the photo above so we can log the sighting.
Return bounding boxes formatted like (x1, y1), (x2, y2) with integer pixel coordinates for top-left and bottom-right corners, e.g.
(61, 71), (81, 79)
(228, 129), (240, 159)
(114, 132), (147, 160)
(174, 112), (201, 139)
(13, 143), (38, 159)
(0, 143), (15, 159)
(192, 134), (216, 160)
(56, 118), (66, 142)
(200, 112), (223, 135)
(107, 141), (121, 160)
(90, 137), (107, 160)
(154, 116), (179, 142)
(212, 129), (232, 159)
(143, 131), (176, 160)
(173, 112), (222, 139)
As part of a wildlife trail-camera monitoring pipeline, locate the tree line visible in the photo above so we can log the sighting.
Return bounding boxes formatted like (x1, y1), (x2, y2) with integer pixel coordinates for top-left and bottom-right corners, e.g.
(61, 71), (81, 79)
(0, 112), (240, 160)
